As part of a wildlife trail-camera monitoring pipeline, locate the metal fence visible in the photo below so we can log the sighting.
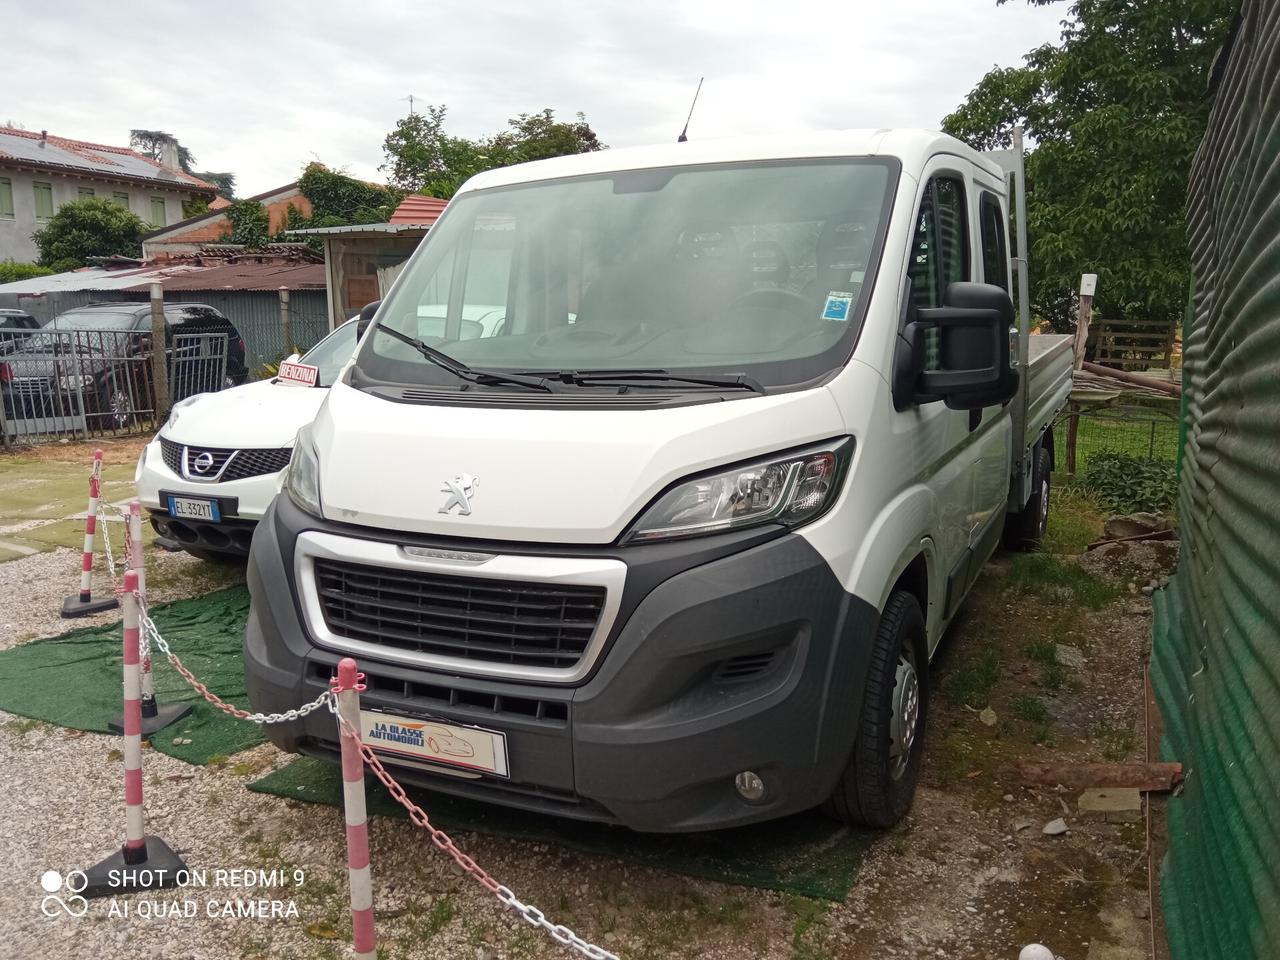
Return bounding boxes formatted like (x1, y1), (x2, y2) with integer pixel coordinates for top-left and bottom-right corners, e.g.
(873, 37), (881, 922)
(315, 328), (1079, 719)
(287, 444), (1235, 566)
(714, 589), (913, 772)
(0, 288), (332, 378)
(1151, 3), (1280, 959)
(1, 329), (226, 441)
(1055, 401), (1181, 474)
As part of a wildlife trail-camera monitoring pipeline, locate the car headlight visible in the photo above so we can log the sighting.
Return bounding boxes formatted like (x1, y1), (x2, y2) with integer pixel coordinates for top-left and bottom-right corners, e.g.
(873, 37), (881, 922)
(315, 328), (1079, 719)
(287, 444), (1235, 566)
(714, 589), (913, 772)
(57, 374), (93, 392)
(285, 426), (323, 518)
(624, 438), (853, 543)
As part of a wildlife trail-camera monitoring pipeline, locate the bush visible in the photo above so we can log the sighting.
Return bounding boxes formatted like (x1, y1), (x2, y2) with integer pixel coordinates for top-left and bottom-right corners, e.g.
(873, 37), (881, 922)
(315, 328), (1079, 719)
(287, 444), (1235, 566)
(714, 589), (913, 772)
(32, 197), (147, 268)
(1075, 453), (1179, 514)
(0, 260), (53, 284)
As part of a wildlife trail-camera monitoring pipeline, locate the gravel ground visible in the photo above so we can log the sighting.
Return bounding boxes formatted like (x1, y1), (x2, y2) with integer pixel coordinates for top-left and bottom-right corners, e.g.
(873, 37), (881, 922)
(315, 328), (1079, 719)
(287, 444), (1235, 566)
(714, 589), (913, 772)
(0, 484), (1164, 960)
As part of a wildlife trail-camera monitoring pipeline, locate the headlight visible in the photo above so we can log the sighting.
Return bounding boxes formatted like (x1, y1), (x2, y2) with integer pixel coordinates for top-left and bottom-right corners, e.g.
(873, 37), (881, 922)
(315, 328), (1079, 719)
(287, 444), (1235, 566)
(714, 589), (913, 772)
(286, 426), (323, 518)
(57, 374), (93, 392)
(624, 438), (853, 543)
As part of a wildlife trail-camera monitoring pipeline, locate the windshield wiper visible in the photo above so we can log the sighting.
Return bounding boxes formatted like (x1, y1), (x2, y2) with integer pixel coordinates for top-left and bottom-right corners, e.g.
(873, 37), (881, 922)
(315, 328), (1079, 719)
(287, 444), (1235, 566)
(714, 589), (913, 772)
(372, 325), (551, 392)
(516, 368), (766, 394)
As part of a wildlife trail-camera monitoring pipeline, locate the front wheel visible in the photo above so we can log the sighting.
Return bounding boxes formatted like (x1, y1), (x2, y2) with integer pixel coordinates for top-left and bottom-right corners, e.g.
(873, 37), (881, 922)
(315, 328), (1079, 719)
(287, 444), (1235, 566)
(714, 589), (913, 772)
(823, 590), (928, 828)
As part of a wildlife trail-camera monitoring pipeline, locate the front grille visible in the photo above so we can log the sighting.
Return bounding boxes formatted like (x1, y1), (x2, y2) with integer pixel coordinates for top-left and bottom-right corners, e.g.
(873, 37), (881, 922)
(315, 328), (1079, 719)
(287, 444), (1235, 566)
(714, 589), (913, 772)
(222, 447), (291, 481)
(313, 558), (607, 669)
(12, 378), (51, 400)
(160, 437), (182, 473)
(159, 438), (290, 481)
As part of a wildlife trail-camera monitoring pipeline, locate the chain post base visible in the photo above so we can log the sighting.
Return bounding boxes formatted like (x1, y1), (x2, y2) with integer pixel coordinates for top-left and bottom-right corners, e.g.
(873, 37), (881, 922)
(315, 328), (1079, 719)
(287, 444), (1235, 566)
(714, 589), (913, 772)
(82, 837), (187, 899)
(108, 697), (193, 736)
(60, 594), (119, 619)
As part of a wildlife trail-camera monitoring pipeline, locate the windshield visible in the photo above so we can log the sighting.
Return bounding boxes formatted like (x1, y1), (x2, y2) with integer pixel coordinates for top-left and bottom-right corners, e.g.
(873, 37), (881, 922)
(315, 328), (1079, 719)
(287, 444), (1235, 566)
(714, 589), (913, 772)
(49, 312), (139, 331)
(299, 320), (359, 386)
(357, 159), (896, 392)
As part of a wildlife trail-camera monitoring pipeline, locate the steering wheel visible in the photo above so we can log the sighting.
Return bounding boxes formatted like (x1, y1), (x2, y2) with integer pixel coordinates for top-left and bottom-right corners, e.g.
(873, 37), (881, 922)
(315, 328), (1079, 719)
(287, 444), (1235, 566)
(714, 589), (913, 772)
(728, 287), (814, 315)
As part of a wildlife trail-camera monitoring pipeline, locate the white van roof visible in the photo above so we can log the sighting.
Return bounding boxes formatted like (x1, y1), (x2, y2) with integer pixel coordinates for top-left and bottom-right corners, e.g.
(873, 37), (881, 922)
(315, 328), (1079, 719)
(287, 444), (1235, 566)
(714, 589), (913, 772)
(459, 129), (1001, 193)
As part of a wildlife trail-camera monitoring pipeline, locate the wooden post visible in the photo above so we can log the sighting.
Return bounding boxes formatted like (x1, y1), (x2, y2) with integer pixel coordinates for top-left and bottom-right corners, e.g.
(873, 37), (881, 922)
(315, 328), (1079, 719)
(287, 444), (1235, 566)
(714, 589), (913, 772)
(149, 282), (170, 420)
(278, 287), (292, 355)
(1073, 273), (1097, 371)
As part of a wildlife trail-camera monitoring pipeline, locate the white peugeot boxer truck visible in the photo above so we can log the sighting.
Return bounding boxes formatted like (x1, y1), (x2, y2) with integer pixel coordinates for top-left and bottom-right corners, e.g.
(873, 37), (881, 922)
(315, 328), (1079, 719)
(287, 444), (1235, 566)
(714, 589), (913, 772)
(245, 130), (1072, 832)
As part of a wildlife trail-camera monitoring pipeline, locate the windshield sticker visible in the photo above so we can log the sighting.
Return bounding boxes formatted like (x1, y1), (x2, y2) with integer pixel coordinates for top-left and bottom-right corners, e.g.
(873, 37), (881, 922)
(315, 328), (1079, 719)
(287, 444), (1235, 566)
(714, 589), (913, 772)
(821, 292), (853, 322)
(277, 360), (319, 387)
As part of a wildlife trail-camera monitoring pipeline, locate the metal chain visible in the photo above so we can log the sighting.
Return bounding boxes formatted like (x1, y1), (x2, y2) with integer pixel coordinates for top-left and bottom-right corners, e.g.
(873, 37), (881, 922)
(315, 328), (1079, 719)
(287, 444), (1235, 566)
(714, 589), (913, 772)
(138, 608), (333, 725)
(126, 585), (616, 959)
(328, 701), (619, 960)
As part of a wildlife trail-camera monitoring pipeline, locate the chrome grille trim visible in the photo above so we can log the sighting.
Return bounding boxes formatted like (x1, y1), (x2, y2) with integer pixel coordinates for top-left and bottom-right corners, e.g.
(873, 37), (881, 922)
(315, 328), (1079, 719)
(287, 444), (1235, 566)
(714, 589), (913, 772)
(294, 530), (627, 684)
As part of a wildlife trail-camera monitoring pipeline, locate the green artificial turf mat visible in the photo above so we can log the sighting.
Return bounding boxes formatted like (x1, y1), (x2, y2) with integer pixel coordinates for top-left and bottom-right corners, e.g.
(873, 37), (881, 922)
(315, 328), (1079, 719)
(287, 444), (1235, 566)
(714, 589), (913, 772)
(0, 586), (263, 763)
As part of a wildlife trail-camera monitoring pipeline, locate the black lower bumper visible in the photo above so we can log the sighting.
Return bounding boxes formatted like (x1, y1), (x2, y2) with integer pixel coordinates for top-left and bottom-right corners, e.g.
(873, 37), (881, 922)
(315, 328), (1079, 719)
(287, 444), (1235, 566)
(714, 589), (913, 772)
(150, 509), (256, 555)
(243, 498), (879, 832)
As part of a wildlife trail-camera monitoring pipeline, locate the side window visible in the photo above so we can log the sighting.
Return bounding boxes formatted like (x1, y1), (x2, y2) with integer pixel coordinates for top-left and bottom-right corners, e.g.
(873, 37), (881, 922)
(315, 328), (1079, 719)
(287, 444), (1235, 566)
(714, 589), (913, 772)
(979, 192), (1009, 291)
(908, 175), (969, 369)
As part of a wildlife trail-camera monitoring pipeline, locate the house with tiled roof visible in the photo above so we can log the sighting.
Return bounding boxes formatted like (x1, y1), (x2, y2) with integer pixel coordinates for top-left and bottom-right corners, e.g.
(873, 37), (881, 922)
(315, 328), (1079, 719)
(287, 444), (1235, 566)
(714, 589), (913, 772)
(0, 127), (218, 262)
(142, 182), (313, 259)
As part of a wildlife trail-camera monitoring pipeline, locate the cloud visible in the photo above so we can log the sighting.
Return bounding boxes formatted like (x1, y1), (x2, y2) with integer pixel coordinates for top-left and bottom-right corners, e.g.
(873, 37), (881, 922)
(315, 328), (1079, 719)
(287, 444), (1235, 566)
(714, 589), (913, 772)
(6, 0), (1064, 196)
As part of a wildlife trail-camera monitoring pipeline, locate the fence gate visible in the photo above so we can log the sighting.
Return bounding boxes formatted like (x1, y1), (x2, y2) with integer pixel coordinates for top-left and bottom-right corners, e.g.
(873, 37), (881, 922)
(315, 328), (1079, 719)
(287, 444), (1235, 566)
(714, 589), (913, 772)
(2, 329), (230, 442)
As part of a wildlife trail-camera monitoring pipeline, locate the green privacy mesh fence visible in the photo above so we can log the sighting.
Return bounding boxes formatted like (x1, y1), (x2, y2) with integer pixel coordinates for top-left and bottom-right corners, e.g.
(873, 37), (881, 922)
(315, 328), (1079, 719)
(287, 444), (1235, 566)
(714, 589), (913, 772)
(1152, 3), (1280, 957)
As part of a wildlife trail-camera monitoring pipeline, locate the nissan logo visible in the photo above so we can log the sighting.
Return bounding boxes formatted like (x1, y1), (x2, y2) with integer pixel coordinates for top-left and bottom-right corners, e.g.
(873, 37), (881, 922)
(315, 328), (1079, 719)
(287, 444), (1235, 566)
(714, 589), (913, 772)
(191, 451), (215, 475)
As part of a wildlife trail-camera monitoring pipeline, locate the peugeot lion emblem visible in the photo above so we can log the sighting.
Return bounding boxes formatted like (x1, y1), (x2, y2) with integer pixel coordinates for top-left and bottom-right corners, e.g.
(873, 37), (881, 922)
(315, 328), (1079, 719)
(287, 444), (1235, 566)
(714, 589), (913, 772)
(191, 451), (215, 475)
(439, 474), (479, 516)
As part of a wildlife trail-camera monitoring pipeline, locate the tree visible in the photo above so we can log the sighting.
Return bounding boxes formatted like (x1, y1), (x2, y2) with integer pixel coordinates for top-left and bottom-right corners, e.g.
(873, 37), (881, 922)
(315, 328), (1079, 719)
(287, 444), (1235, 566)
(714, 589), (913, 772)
(129, 129), (236, 200)
(488, 110), (604, 166)
(129, 129), (196, 172)
(942, 0), (1236, 331)
(32, 197), (148, 269)
(381, 106), (605, 199)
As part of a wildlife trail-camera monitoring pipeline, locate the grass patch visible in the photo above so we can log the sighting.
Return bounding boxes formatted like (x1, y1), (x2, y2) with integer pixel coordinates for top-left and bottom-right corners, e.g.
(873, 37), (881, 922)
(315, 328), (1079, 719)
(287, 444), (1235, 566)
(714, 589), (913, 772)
(1006, 553), (1120, 609)
(1097, 724), (1137, 762)
(1024, 639), (1070, 691)
(941, 646), (1001, 708)
(1012, 694), (1054, 744)
(1044, 485), (1106, 554)
(785, 894), (832, 960)
(407, 895), (456, 941)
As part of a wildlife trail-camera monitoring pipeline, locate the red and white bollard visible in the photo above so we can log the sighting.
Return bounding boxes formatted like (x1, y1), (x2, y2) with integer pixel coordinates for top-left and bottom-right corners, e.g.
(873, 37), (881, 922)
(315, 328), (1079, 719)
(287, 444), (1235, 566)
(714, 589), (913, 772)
(83, 569), (188, 898)
(61, 449), (119, 618)
(108, 501), (192, 736)
(335, 658), (377, 960)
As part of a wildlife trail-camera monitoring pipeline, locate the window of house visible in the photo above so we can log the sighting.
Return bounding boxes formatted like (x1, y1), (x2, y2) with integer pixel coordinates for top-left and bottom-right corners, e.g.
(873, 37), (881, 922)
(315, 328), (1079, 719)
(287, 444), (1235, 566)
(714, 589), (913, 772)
(979, 192), (1009, 291)
(113, 191), (129, 207)
(0, 178), (13, 218)
(149, 197), (167, 227)
(33, 182), (54, 219)
(78, 186), (95, 200)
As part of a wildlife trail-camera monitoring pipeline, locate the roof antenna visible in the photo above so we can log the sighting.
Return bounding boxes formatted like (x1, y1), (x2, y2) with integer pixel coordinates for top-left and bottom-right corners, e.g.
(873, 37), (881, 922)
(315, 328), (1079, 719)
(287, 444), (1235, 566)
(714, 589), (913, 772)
(677, 77), (704, 143)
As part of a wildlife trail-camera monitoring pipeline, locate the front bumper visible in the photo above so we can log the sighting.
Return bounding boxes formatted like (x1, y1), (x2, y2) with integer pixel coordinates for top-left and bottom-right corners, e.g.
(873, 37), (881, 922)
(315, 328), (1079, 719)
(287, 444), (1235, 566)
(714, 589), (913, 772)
(244, 497), (879, 832)
(136, 438), (285, 554)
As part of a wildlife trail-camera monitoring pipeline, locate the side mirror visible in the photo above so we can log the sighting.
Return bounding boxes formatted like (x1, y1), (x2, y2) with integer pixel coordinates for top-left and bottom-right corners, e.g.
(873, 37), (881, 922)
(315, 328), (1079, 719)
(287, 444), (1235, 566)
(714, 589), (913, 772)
(356, 300), (381, 339)
(893, 281), (1019, 411)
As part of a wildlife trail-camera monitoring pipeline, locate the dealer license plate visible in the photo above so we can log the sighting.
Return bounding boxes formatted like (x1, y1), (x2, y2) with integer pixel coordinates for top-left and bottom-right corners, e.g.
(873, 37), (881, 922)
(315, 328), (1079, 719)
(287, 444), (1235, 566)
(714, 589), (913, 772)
(359, 709), (509, 777)
(167, 495), (220, 522)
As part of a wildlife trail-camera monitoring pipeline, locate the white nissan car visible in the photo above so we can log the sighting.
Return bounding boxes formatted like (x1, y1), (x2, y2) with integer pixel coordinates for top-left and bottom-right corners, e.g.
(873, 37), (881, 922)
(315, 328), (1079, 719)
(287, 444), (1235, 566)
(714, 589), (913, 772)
(135, 319), (358, 559)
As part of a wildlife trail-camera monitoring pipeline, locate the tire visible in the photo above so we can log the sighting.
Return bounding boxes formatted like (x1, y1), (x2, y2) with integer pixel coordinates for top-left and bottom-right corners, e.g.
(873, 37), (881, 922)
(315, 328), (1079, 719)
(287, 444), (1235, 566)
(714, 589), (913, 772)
(1003, 444), (1052, 551)
(823, 590), (928, 828)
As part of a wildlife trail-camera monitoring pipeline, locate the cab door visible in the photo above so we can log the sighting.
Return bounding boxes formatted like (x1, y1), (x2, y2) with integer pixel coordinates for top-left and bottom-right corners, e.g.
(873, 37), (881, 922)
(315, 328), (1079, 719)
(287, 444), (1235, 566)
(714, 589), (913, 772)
(904, 168), (976, 626)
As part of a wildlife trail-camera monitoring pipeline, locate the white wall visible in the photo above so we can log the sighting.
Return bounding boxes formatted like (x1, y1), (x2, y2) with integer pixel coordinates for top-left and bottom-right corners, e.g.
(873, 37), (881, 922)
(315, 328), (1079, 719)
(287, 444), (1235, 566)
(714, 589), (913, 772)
(0, 168), (197, 262)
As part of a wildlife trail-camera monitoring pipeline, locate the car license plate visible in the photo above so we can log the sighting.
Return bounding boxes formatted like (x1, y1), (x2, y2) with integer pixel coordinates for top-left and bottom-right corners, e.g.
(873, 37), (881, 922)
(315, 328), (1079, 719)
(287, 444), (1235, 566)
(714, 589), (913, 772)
(359, 709), (509, 777)
(167, 495), (220, 522)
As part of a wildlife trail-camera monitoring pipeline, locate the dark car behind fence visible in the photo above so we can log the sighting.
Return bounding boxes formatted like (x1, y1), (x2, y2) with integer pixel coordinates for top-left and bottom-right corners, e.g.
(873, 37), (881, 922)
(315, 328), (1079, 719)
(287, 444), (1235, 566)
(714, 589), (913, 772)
(0, 329), (227, 441)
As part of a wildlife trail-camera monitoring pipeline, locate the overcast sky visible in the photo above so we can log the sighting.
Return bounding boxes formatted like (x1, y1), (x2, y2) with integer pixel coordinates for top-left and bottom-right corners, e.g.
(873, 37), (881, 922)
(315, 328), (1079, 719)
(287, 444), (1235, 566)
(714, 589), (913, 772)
(7, 0), (1066, 197)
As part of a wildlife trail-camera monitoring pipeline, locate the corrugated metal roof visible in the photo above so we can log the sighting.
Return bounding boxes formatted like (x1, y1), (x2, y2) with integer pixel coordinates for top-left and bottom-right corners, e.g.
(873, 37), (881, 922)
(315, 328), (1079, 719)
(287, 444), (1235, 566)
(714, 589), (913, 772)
(390, 194), (448, 224)
(1152, 3), (1280, 958)
(286, 222), (429, 237)
(0, 127), (215, 194)
(121, 261), (324, 292)
(0, 260), (323, 295)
